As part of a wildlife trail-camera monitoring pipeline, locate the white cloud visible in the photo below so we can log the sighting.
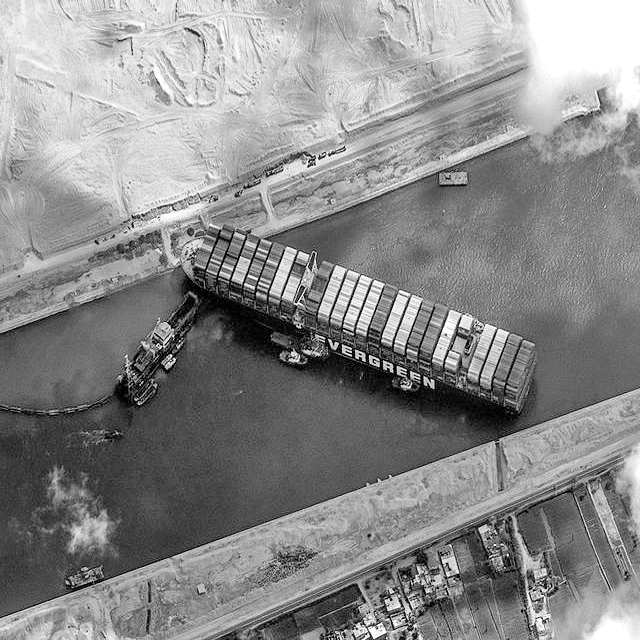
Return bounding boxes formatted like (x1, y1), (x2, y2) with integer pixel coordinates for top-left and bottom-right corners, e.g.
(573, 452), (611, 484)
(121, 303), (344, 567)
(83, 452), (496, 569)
(616, 446), (640, 539)
(576, 450), (640, 639)
(42, 465), (118, 556)
(582, 588), (640, 640)
(521, 0), (640, 133)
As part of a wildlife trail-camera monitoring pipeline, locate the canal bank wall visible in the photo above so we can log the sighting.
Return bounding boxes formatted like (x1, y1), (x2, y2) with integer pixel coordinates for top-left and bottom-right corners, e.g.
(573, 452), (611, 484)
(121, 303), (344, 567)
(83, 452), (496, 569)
(1, 387), (639, 639)
(0, 74), (599, 336)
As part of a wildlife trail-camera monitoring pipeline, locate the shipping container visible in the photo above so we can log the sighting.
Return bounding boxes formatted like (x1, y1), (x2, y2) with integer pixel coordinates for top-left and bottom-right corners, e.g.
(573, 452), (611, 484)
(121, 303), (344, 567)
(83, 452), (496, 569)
(304, 261), (334, 329)
(354, 280), (385, 349)
(243, 238), (273, 302)
(255, 243), (286, 309)
(342, 275), (373, 344)
(492, 334), (522, 398)
(505, 340), (536, 400)
(444, 350), (462, 375)
(381, 291), (411, 350)
(458, 314), (474, 338)
(193, 226), (219, 282)
(367, 284), (398, 353)
(229, 235), (259, 299)
(329, 270), (359, 338)
(317, 265), (347, 329)
(467, 324), (497, 387)
(504, 342), (536, 412)
(268, 246), (298, 313)
(280, 251), (310, 317)
(406, 301), (435, 364)
(392, 295), (423, 359)
(479, 328), (509, 392)
(205, 225), (234, 289)
(432, 310), (462, 371)
(419, 303), (448, 370)
(217, 230), (247, 293)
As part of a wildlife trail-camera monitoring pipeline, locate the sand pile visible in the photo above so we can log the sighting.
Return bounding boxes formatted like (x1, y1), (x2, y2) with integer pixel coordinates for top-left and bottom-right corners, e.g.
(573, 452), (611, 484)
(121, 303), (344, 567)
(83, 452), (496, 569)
(0, 0), (523, 268)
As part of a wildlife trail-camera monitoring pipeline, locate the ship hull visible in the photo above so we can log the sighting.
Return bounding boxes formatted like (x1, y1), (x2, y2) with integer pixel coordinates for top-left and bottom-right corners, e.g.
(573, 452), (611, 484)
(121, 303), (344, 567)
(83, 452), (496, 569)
(180, 226), (536, 414)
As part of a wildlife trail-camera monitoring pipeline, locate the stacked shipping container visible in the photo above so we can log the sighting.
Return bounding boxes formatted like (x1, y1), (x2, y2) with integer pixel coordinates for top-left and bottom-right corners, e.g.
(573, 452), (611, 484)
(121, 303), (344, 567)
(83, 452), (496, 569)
(190, 224), (536, 413)
(193, 224), (310, 322)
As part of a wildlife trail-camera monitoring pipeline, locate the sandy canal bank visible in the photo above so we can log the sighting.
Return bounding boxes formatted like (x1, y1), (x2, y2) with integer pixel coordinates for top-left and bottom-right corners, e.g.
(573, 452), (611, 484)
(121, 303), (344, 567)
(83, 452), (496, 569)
(0, 73), (599, 336)
(1, 386), (638, 639)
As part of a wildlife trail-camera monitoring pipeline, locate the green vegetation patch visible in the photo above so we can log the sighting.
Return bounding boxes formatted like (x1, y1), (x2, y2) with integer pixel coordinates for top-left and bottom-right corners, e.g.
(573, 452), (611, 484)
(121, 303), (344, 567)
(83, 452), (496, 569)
(254, 545), (318, 588)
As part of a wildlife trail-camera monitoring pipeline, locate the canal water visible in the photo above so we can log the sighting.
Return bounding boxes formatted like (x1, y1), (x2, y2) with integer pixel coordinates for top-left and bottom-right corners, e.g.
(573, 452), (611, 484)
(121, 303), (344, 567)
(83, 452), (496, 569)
(1, 129), (640, 616)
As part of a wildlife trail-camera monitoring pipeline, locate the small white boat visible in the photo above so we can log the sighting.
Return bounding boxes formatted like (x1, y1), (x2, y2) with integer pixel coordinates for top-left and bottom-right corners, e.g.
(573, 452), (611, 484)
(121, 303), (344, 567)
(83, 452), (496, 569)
(161, 354), (176, 371)
(300, 336), (329, 359)
(279, 349), (309, 367)
(392, 375), (420, 393)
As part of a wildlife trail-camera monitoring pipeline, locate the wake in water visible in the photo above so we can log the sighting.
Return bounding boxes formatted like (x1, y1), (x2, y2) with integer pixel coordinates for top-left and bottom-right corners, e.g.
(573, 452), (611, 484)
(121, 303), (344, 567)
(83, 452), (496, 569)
(67, 429), (124, 447)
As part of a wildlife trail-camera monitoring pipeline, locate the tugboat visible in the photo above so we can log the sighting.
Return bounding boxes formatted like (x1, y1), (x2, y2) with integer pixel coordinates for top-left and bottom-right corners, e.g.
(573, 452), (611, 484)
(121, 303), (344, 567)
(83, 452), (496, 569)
(300, 335), (329, 359)
(279, 349), (309, 368)
(65, 565), (104, 590)
(438, 170), (468, 186)
(103, 430), (123, 441)
(161, 353), (176, 371)
(392, 375), (420, 393)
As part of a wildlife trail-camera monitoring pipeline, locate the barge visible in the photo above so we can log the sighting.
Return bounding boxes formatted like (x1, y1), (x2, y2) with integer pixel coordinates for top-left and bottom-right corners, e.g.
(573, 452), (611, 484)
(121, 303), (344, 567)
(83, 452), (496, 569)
(181, 225), (536, 413)
(65, 565), (104, 590)
(116, 292), (200, 405)
(439, 171), (468, 186)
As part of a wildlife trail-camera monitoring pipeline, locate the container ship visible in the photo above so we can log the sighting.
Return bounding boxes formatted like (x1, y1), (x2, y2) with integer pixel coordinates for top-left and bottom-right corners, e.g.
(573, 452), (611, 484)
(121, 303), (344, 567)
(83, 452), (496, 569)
(181, 225), (536, 413)
(116, 292), (200, 405)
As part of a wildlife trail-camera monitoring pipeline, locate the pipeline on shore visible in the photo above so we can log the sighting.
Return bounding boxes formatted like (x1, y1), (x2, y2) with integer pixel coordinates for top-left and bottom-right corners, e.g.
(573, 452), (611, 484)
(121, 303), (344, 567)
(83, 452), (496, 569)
(0, 395), (113, 416)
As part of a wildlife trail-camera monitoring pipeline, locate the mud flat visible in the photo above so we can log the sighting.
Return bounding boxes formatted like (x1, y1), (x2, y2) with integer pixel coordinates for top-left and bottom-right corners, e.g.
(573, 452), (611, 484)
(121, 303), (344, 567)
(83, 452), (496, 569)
(1, 388), (639, 639)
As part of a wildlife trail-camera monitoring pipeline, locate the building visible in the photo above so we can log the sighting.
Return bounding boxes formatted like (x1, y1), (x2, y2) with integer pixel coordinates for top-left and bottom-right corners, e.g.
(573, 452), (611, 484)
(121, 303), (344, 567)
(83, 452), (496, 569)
(438, 545), (460, 580)
(478, 523), (512, 573)
(353, 622), (370, 640)
(390, 611), (407, 630)
(534, 614), (553, 639)
(429, 567), (448, 600)
(367, 623), (387, 640)
(383, 592), (403, 616)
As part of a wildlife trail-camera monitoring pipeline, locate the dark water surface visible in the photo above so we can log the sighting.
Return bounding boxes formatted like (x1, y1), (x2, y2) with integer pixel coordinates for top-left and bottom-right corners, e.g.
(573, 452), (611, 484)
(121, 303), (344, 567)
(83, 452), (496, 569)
(1, 136), (640, 616)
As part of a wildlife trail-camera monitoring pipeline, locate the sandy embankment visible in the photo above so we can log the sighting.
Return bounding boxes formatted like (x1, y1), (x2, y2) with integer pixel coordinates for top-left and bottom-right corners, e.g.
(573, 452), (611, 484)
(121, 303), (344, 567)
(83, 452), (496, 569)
(0, 73), (599, 337)
(0, 232), (169, 335)
(1, 388), (638, 640)
(1, 0), (540, 334)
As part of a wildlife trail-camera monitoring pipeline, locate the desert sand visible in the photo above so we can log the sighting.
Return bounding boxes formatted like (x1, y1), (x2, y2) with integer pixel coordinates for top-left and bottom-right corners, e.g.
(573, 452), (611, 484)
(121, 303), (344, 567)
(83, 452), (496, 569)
(0, 0), (540, 332)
